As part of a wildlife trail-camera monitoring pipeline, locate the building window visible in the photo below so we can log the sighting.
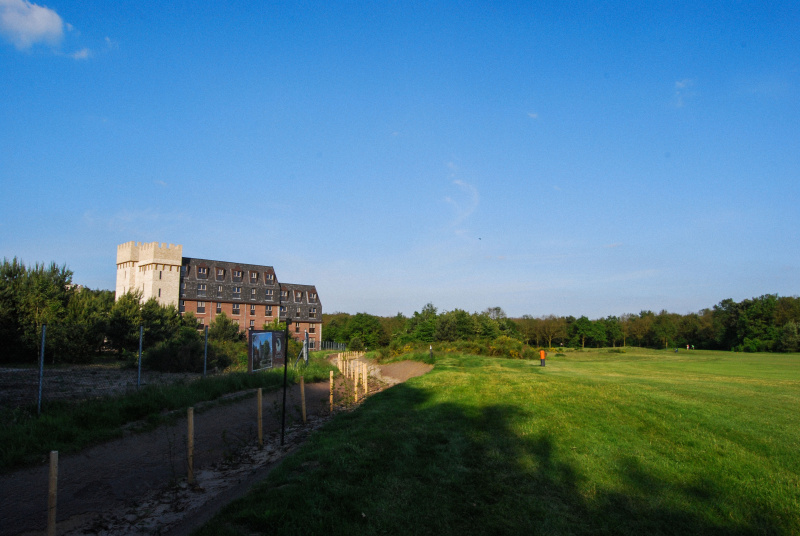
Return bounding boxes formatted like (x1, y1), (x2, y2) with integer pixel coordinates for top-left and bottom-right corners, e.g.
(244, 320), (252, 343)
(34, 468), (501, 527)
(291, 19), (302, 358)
(296, 307), (301, 316)
(181, 265), (187, 276)
(179, 300), (185, 313)
(216, 268), (225, 280)
(232, 303), (240, 315)
(250, 272), (258, 283)
(309, 325), (316, 333)
(280, 305), (286, 313)
(181, 282), (186, 296)
(250, 304), (256, 315)
(309, 307), (317, 318)
(217, 285), (223, 296)
(216, 302), (222, 313)
(281, 290), (288, 299)
(159, 271), (162, 280)
(266, 289), (274, 298)
(197, 267), (208, 279)
(197, 301), (206, 314)
(295, 291), (302, 301)
(310, 292), (317, 301)
(266, 273), (274, 282)
(158, 288), (161, 298)
(232, 270), (243, 281)
(250, 319), (255, 328)
(295, 322), (300, 333)
(266, 305), (273, 316)
(309, 339), (315, 349)
(233, 286), (241, 299)
(197, 283), (207, 297)
(250, 288), (257, 300)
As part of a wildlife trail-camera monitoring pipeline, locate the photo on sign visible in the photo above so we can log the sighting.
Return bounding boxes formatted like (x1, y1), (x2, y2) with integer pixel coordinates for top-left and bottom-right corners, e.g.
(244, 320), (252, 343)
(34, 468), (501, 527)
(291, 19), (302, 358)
(249, 330), (286, 372)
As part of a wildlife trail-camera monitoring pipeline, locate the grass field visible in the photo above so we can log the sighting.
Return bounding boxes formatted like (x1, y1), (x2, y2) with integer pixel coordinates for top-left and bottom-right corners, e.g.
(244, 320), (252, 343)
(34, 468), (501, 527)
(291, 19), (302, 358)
(195, 348), (800, 535)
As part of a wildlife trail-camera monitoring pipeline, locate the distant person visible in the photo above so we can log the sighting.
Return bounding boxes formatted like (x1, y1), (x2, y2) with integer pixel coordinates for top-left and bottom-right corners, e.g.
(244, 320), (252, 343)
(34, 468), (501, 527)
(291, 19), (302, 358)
(691, 345), (695, 350)
(686, 344), (690, 350)
(540, 349), (546, 367)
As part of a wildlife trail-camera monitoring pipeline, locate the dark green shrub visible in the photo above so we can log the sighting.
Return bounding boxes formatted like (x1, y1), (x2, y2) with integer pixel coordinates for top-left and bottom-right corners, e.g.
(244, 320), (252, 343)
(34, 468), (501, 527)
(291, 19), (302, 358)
(144, 326), (231, 372)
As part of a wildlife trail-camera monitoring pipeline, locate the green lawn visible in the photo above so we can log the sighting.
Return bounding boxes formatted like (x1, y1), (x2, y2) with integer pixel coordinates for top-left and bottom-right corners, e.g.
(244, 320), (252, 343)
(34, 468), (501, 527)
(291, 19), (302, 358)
(195, 349), (800, 535)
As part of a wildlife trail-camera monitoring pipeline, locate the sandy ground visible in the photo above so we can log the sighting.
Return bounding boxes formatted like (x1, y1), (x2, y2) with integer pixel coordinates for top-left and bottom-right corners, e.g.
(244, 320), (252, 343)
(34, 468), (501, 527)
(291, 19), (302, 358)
(0, 359), (432, 536)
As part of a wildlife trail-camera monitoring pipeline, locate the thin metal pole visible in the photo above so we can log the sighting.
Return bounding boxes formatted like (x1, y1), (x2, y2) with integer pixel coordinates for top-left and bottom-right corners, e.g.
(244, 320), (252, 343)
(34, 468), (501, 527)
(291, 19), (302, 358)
(203, 325), (208, 376)
(281, 314), (289, 445)
(137, 325), (143, 388)
(37, 324), (46, 415)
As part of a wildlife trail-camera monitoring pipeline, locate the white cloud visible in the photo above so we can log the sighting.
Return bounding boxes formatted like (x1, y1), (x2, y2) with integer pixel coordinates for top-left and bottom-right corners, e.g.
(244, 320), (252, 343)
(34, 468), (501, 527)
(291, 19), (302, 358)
(527, 112), (538, 119)
(0, 0), (63, 50)
(445, 179), (479, 228)
(674, 78), (696, 108)
(69, 47), (89, 60)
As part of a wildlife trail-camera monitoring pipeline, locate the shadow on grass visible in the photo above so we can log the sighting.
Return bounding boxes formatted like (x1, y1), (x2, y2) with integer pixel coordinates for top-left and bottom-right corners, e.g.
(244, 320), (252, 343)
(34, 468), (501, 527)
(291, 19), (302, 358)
(196, 382), (789, 536)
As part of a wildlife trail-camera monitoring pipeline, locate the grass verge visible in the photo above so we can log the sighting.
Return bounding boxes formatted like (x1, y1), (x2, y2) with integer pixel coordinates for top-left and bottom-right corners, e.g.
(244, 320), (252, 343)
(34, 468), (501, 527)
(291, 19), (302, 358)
(0, 354), (336, 472)
(195, 349), (800, 535)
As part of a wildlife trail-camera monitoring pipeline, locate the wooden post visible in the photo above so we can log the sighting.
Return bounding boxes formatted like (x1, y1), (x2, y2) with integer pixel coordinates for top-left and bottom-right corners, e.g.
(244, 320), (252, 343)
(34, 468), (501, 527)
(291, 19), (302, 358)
(187, 407), (194, 484)
(47, 450), (58, 536)
(300, 376), (307, 424)
(364, 363), (368, 395)
(329, 370), (334, 412)
(257, 388), (263, 448)
(354, 368), (359, 403)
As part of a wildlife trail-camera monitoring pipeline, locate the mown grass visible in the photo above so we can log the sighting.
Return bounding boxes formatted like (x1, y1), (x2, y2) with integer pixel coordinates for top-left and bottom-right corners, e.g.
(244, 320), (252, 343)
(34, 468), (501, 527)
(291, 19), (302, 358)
(195, 348), (800, 535)
(0, 354), (337, 472)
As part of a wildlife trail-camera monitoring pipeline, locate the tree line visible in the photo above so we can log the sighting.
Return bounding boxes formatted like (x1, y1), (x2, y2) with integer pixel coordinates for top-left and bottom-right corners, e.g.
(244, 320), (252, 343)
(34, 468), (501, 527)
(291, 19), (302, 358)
(3, 257), (798, 366)
(324, 295), (800, 353)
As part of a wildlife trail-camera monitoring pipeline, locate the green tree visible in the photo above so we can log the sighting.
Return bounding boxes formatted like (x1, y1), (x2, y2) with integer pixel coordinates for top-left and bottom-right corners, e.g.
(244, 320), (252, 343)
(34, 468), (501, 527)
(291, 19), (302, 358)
(652, 310), (679, 349)
(604, 316), (623, 347)
(209, 312), (243, 342)
(343, 312), (388, 349)
(107, 290), (143, 353)
(436, 309), (476, 342)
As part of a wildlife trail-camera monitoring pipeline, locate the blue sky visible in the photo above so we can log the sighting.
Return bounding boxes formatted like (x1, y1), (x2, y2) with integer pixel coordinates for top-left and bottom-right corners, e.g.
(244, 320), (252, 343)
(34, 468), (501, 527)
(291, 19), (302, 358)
(1, 1), (798, 318)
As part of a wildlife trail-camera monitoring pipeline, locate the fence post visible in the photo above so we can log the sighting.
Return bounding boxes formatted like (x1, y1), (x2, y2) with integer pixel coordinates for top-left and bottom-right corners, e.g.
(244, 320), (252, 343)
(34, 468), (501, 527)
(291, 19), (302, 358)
(37, 324), (47, 415)
(203, 325), (209, 376)
(300, 376), (307, 424)
(257, 388), (263, 448)
(137, 325), (143, 389)
(329, 370), (333, 412)
(47, 450), (58, 536)
(187, 407), (194, 484)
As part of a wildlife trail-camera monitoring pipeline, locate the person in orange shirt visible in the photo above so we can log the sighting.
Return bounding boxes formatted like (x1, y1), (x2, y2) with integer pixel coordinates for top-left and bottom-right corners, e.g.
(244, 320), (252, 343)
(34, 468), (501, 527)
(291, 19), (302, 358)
(539, 348), (546, 367)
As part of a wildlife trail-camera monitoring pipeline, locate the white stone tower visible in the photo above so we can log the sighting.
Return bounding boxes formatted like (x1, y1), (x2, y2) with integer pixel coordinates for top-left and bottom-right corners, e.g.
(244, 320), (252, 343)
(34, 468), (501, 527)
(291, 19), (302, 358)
(116, 241), (183, 307)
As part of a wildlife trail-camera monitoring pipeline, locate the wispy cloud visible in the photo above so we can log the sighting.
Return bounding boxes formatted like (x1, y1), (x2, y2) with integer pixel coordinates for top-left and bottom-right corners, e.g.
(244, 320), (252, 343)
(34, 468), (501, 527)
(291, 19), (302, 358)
(527, 112), (538, 120)
(0, 0), (63, 49)
(603, 243), (623, 249)
(674, 78), (696, 108)
(69, 47), (89, 60)
(444, 179), (479, 228)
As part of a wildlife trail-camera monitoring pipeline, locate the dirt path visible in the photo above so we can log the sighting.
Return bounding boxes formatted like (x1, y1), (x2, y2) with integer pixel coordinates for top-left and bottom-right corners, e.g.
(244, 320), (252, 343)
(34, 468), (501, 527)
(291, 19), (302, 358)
(0, 360), (432, 536)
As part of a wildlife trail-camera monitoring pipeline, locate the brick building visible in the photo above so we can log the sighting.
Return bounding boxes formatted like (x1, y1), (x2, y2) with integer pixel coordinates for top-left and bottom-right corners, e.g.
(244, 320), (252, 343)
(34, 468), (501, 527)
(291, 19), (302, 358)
(115, 241), (322, 347)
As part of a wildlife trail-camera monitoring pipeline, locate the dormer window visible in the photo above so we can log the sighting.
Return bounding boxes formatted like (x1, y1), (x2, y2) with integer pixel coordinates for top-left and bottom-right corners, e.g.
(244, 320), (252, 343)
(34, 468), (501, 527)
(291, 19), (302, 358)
(232, 270), (243, 281)
(197, 267), (208, 279)
(216, 268), (225, 281)
(266, 273), (274, 282)
(250, 271), (258, 283)
(295, 291), (302, 301)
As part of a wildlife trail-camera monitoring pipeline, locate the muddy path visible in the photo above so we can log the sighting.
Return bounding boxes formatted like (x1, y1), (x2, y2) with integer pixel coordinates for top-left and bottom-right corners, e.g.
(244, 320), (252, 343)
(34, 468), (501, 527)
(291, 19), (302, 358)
(0, 360), (432, 536)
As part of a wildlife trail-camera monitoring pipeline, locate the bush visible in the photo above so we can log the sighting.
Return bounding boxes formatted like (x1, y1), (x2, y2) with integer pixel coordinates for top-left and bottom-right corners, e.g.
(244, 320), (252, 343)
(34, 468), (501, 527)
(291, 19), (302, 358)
(488, 335), (524, 358)
(144, 326), (231, 373)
